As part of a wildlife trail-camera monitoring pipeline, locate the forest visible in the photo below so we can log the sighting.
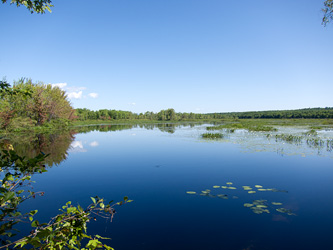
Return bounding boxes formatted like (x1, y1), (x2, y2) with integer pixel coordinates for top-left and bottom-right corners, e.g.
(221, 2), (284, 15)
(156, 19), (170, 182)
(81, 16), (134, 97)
(75, 107), (333, 122)
(1, 79), (333, 133)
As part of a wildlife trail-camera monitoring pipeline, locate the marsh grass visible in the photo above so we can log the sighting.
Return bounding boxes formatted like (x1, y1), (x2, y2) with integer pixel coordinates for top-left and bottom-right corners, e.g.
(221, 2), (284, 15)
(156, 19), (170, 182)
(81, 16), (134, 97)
(303, 129), (318, 136)
(306, 138), (325, 148)
(274, 134), (303, 144)
(247, 125), (277, 132)
(207, 122), (277, 132)
(201, 133), (224, 139)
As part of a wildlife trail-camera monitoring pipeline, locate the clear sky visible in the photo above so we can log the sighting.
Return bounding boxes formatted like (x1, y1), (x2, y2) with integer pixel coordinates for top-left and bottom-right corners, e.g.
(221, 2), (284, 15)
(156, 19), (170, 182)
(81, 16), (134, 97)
(0, 0), (332, 113)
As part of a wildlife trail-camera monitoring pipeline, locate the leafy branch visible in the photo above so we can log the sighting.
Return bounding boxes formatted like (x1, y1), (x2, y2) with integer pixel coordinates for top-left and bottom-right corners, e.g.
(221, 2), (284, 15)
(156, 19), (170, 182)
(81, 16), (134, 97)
(0, 146), (132, 249)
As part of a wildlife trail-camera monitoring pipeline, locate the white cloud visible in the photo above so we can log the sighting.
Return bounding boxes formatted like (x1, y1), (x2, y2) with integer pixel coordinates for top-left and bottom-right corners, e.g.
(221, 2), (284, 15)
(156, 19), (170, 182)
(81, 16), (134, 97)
(128, 102), (136, 106)
(90, 141), (99, 147)
(49, 83), (98, 100)
(67, 91), (83, 99)
(51, 83), (67, 89)
(88, 93), (98, 98)
(67, 86), (87, 92)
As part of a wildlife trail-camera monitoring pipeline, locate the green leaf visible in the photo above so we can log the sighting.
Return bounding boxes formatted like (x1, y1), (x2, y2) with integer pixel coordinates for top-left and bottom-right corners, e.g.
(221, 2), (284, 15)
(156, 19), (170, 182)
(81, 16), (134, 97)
(7, 175), (14, 181)
(3, 191), (15, 202)
(31, 220), (39, 227)
(91, 197), (96, 204)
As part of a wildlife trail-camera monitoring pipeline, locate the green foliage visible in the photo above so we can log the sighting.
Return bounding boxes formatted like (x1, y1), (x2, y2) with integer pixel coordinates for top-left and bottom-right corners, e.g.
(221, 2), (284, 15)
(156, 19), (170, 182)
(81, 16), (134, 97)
(323, 0), (333, 26)
(0, 79), (74, 131)
(0, 148), (47, 246)
(9, 197), (130, 249)
(1, 0), (53, 14)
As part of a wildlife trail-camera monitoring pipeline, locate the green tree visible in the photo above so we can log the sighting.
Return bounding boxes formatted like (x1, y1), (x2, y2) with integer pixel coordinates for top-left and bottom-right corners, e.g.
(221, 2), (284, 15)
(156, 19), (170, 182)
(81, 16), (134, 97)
(1, 0), (53, 13)
(0, 79), (75, 130)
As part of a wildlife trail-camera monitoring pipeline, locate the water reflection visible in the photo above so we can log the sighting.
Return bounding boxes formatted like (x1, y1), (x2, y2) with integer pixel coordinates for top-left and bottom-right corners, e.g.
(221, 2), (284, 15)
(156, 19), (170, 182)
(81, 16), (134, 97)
(2, 123), (332, 168)
(0, 123), (203, 167)
(69, 140), (87, 153)
(2, 131), (76, 167)
(74, 122), (200, 134)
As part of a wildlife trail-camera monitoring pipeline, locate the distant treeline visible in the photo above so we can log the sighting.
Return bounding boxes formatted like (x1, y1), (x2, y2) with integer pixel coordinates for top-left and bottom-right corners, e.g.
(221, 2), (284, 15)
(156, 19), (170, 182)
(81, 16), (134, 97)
(75, 107), (333, 121)
(212, 107), (333, 119)
(74, 108), (207, 121)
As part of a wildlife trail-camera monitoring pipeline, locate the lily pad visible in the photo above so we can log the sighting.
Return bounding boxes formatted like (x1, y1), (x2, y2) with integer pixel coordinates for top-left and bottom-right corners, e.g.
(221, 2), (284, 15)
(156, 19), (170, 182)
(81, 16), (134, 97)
(228, 187), (237, 190)
(213, 185), (220, 188)
(226, 182), (233, 185)
(186, 191), (196, 194)
(221, 186), (228, 189)
(248, 191), (256, 194)
(244, 203), (254, 207)
(256, 205), (268, 208)
(271, 202), (283, 206)
(257, 189), (267, 191)
(255, 185), (263, 188)
(276, 208), (295, 215)
(242, 186), (252, 190)
(253, 200), (266, 205)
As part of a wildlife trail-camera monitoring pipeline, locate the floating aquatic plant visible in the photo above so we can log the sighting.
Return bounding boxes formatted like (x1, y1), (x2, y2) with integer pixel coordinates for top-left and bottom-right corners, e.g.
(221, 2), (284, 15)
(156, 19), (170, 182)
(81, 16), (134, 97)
(201, 133), (224, 139)
(186, 183), (294, 216)
(276, 208), (296, 216)
(186, 191), (196, 194)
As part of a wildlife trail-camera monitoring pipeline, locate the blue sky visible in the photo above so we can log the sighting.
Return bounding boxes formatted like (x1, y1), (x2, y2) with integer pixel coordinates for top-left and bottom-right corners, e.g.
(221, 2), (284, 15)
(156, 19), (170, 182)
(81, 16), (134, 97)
(0, 0), (332, 113)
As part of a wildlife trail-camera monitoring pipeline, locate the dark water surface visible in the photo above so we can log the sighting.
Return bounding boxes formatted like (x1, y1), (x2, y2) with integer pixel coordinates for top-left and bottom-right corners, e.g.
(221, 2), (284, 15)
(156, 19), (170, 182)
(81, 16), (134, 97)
(16, 124), (333, 250)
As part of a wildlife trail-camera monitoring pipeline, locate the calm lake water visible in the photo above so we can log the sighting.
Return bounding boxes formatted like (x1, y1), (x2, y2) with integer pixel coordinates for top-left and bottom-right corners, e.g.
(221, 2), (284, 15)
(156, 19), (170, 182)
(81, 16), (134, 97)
(12, 123), (333, 249)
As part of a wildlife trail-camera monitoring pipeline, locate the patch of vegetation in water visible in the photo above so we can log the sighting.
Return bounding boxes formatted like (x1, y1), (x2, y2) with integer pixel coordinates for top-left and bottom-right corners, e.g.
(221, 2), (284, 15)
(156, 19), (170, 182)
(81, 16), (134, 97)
(206, 125), (225, 131)
(309, 126), (323, 130)
(201, 133), (224, 139)
(303, 129), (318, 136)
(206, 122), (277, 132)
(247, 125), (277, 132)
(186, 182), (294, 216)
(306, 138), (325, 149)
(327, 140), (333, 152)
(274, 134), (303, 144)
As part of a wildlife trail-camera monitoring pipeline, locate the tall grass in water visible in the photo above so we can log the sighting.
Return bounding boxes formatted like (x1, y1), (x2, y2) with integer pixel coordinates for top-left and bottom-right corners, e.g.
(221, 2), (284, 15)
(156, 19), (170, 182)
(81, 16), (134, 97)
(201, 133), (224, 139)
